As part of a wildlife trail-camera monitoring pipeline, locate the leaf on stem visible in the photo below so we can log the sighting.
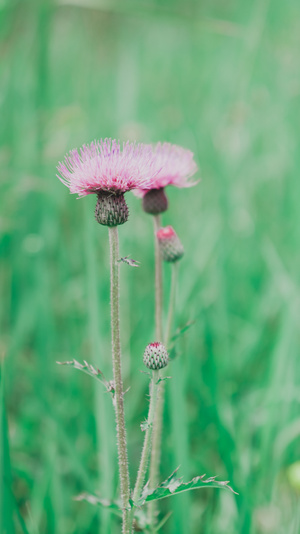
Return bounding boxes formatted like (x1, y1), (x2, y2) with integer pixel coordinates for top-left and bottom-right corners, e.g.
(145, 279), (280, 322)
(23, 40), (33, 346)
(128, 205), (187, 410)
(140, 419), (151, 432)
(156, 376), (171, 384)
(133, 509), (172, 532)
(134, 467), (238, 506)
(117, 255), (140, 267)
(74, 493), (122, 516)
(57, 359), (115, 398)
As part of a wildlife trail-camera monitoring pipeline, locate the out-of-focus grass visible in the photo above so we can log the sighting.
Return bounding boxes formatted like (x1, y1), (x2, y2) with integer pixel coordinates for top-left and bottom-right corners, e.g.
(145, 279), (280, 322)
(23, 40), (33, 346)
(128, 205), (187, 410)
(1, 0), (300, 532)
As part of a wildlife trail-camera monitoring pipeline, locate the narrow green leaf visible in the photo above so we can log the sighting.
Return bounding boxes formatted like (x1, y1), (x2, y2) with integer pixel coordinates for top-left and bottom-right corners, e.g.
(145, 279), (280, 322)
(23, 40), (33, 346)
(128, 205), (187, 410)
(135, 468), (238, 506)
(154, 511), (173, 532)
(167, 322), (195, 360)
(171, 321), (195, 343)
(57, 359), (115, 398)
(0, 366), (15, 534)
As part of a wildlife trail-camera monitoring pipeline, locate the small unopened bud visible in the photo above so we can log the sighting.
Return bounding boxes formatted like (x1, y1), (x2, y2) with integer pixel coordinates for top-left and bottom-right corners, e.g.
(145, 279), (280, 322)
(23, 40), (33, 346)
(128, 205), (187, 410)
(143, 342), (169, 370)
(142, 188), (168, 215)
(95, 191), (129, 226)
(157, 226), (184, 262)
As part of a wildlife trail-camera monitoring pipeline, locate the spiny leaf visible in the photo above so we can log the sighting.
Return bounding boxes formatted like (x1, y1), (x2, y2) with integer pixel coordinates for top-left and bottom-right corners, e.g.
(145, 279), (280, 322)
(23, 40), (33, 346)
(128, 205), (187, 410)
(57, 359), (115, 398)
(135, 468), (238, 506)
(74, 493), (122, 516)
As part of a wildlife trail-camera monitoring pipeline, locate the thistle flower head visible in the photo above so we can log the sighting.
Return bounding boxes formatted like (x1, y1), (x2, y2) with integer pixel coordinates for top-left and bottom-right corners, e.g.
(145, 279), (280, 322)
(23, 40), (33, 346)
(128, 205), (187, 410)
(135, 142), (198, 197)
(143, 342), (169, 370)
(95, 191), (129, 226)
(157, 226), (184, 262)
(57, 138), (157, 198)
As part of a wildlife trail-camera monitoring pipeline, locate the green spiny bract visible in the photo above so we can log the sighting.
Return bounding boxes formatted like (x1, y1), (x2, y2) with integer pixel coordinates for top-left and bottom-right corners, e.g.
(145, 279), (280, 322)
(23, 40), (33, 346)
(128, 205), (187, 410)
(143, 342), (169, 370)
(95, 191), (129, 226)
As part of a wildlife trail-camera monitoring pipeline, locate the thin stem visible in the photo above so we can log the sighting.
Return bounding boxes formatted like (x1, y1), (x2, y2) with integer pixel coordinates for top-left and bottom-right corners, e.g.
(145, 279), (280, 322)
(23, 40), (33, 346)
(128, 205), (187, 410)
(165, 262), (178, 348)
(149, 260), (179, 527)
(153, 215), (163, 342)
(148, 215), (164, 526)
(84, 205), (113, 534)
(132, 370), (160, 507)
(108, 226), (131, 534)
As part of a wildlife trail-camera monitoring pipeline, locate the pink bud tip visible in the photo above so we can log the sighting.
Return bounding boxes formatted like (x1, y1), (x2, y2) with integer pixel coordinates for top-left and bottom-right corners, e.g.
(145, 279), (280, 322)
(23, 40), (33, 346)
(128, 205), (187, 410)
(157, 226), (176, 241)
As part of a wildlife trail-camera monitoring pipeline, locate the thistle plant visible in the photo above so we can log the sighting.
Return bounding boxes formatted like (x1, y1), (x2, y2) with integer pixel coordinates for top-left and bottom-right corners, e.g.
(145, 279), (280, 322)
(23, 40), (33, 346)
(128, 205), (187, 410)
(135, 143), (198, 523)
(57, 138), (157, 534)
(56, 138), (236, 534)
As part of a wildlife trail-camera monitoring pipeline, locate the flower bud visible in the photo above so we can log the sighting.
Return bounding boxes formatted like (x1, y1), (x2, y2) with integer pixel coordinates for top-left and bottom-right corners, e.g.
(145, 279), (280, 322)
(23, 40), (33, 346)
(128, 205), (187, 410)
(157, 226), (184, 262)
(142, 188), (168, 215)
(95, 191), (129, 226)
(143, 342), (169, 370)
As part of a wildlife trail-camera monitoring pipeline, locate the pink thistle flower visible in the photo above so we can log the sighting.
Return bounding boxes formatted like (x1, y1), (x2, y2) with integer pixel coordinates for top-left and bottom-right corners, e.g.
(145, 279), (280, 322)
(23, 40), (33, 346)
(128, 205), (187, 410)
(134, 142), (198, 197)
(57, 138), (157, 198)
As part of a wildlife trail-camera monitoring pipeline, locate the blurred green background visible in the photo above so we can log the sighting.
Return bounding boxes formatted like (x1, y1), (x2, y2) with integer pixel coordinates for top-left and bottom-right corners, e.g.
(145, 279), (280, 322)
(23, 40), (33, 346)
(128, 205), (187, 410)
(1, 0), (300, 532)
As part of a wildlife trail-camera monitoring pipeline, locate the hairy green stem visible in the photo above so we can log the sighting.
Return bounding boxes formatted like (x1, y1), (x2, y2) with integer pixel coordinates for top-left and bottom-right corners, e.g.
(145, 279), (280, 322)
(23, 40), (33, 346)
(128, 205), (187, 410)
(153, 214), (163, 342)
(165, 262), (178, 348)
(132, 370), (160, 509)
(148, 215), (164, 526)
(84, 206), (113, 534)
(108, 226), (131, 534)
(149, 259), (179, 527)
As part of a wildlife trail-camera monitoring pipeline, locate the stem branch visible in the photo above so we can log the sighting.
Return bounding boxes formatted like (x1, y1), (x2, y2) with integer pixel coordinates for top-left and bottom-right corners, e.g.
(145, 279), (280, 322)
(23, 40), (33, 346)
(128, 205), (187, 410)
(132, 370), (160, 507)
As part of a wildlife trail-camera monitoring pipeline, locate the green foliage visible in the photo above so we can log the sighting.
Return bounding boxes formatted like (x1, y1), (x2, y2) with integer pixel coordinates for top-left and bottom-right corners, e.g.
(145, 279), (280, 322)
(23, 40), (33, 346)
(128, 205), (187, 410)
(170, 321), (196, 344)
(135, 468), (237, 506)
(57, 359), (115, 398)
(168, 320), (195, 358)
(75, 468), (236, 530)
(1, 0), (300, 532)
(0, 369), (15, 534)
